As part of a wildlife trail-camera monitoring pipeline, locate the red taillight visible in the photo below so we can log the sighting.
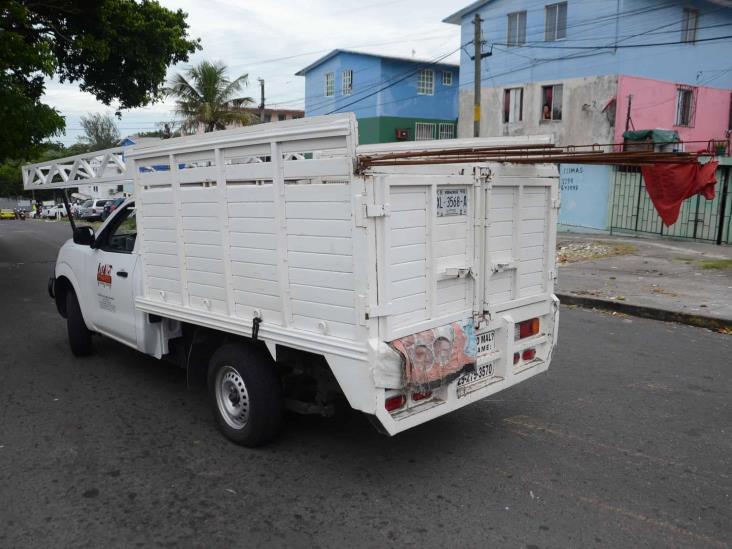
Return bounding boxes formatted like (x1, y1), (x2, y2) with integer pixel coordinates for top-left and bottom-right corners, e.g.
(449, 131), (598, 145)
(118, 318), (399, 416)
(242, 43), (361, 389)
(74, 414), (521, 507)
(517, 318), (540, 339)
(513, 352), (520, 365)
(522, 348), (536, 361)
(412, 391), (433, 402)
(385, 394), (406, 412)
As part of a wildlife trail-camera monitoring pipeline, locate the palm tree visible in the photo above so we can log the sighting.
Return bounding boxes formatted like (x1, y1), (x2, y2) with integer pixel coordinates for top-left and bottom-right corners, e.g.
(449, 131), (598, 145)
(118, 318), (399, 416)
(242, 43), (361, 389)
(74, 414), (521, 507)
(166, 61), (254, 133)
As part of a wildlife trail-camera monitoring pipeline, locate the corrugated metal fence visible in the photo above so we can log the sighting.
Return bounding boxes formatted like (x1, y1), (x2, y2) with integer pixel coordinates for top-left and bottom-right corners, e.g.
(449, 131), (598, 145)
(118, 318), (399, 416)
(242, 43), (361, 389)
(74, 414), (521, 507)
(609, 164), (732, 245)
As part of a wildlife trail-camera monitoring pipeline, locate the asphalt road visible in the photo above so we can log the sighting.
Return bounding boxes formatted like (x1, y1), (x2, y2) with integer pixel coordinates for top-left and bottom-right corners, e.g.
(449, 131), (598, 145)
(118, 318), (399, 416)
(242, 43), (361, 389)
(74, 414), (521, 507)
(1, 219), (731, 548)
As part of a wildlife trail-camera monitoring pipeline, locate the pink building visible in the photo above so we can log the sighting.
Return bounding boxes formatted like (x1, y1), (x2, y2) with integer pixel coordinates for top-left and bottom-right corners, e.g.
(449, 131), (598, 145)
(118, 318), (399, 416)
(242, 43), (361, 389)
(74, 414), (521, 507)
(616, 76), (732, 152)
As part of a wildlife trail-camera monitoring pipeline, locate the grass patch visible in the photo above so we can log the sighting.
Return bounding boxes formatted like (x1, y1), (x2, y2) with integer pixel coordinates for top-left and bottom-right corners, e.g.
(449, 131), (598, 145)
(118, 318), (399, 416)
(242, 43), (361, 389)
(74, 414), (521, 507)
(598, 242), (637, 255)
(698, 259), (732, 270)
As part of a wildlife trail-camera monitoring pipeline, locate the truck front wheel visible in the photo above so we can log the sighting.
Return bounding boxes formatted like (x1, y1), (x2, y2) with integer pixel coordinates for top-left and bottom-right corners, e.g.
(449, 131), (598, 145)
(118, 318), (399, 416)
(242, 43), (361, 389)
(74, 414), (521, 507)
(66, 290), (93, 356)
(207, 343), (283, 447)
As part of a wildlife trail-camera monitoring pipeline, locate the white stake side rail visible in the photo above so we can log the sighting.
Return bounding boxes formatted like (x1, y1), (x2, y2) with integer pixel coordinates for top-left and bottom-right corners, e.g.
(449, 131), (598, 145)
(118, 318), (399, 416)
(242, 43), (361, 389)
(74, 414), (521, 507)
(22, 146), (132, 190)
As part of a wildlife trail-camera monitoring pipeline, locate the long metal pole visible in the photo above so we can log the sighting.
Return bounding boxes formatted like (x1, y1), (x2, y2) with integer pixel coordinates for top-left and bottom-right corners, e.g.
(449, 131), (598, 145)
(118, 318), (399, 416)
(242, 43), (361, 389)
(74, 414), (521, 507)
(258, 78), (265, 123)
(716, 166), (730, 245)
(473, 13), (482, 138)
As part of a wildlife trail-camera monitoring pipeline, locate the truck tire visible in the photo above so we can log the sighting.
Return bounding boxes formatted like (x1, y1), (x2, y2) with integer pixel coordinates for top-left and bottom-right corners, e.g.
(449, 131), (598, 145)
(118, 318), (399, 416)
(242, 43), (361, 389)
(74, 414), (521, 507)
(66, 290), (93, 356)
(208, 343), (283, 447)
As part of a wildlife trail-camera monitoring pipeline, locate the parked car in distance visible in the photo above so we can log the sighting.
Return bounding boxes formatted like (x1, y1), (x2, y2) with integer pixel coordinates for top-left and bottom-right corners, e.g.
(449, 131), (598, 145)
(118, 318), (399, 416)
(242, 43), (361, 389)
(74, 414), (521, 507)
(41, 204), (68, 218)
(101, 197), (126, 221)
(79, 199), (112, 221)
(0, 208), (16, 220)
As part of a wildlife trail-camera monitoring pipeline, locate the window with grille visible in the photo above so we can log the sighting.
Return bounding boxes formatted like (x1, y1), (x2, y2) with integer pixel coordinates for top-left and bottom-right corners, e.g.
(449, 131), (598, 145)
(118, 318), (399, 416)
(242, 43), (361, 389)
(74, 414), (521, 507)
(681, 8), (698, 43)
(507, 11), (527, 46)
(325, 72), (334, 97)
(541, 84), (563, 120)
(675, 86), (697, 127)
(545, 2), (568, 41)
(438, 123), (455, 139)
(342, 69), (353, 96)
(415, 122), (436, 140)
(442, 71), (453, 86)
(417, 69), (434, 95)
(503, 88), (524, 123)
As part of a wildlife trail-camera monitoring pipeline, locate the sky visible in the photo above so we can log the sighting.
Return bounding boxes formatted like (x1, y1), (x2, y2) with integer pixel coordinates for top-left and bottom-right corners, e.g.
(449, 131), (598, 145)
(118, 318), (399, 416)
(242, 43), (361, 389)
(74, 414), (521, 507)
(45, 0), (465, 145)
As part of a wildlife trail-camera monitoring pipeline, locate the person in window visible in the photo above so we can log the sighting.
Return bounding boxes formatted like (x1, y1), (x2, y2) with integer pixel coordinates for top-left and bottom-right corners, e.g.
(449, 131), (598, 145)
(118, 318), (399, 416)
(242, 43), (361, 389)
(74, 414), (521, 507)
(542, 104), (551, 120)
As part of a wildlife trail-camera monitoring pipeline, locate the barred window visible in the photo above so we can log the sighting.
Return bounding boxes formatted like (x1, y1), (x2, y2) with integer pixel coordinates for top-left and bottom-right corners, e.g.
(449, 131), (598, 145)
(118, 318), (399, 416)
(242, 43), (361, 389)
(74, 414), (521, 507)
(342, 69), (352, 96)
(545, 2), (568, 41)
(415, 122), (436, 140)
(324, 72), (334, 97)
(438, 123), (455, 139)
(681, 8), (698, 43)
(417, 69), (434, 95)
(507, 11), (527, 47)
(442, 71), (453, 86)
(675, 86), (697, 127)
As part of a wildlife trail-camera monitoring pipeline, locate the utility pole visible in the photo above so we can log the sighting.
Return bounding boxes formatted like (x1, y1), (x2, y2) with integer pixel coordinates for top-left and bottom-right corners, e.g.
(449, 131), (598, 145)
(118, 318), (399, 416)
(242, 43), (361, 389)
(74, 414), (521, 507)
(258, 78), (265, 123)
(473, 13), (483, 138)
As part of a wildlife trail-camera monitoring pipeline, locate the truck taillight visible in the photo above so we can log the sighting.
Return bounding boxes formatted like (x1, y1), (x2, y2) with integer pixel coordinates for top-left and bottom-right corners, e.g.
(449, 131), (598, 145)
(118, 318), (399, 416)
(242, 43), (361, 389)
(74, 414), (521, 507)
(515, 318), (539, 340)
(385, 394), (406, 412)
(412, 391), (432, 402)
(522, 348), (536, 361)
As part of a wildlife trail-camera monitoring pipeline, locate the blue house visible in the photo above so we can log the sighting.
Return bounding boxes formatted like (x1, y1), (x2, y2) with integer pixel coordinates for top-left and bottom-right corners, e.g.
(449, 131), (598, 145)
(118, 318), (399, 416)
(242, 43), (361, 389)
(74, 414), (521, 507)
(443, 0), (732, 233)
(296, 50), (459, 144)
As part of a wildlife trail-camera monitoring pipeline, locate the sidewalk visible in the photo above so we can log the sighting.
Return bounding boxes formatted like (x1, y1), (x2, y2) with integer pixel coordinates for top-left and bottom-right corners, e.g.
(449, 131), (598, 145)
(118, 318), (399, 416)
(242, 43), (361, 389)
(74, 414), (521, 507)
(555, 233), (732, 332)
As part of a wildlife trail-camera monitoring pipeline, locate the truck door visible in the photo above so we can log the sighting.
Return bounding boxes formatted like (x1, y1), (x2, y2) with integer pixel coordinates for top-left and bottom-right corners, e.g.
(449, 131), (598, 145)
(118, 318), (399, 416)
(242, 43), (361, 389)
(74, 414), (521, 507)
(88, 203), (139, 346)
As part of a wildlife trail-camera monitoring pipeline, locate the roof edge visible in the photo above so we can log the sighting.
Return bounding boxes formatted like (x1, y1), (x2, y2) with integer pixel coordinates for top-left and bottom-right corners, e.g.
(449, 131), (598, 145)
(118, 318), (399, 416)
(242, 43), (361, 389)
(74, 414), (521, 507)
(295, 48), (460, 76)
(443, 0), (492, 24)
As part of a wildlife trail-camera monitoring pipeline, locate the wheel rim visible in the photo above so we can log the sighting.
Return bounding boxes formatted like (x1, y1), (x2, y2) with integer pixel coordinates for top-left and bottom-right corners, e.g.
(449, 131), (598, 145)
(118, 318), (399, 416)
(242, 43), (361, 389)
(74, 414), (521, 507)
(215, 365), (250, 430)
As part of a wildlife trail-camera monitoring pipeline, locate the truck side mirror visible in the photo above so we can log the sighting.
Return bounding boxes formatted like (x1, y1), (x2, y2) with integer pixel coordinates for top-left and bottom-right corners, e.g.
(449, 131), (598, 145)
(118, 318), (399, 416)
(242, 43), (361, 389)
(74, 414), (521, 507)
(73, 226), (95, 246)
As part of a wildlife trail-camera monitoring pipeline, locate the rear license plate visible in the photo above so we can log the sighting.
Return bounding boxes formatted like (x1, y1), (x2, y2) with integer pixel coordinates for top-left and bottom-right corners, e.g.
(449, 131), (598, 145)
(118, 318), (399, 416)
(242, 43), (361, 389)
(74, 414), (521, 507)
(436, 187), (467, 217)
(456, 362), (495, 398)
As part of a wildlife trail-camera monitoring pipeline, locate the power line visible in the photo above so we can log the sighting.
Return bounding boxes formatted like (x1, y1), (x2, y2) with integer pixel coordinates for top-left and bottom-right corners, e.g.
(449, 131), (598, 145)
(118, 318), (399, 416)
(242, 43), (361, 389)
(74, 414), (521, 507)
(493, 34), (732, 50)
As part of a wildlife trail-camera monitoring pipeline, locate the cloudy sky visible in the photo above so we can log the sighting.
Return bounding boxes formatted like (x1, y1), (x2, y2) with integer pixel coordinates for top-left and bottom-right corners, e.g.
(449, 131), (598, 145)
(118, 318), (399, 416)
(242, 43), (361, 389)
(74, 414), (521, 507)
(46, 0), (465, 145)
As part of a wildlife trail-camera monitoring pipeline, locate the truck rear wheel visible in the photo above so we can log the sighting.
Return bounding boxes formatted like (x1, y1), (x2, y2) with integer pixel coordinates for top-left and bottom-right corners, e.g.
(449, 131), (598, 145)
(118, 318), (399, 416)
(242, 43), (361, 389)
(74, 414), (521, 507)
(207, 343), (283, 447)
(66, 290), (93, 356)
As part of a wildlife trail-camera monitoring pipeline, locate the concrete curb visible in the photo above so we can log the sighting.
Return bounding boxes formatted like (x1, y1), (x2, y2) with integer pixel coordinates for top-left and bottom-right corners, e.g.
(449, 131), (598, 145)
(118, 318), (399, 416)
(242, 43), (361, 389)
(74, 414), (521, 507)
(556, 293), (732, 333)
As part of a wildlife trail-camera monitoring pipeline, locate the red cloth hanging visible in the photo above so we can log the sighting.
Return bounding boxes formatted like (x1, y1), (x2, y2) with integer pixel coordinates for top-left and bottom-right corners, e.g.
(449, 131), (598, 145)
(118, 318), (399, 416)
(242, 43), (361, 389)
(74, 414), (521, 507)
(640, 161), (718, 226)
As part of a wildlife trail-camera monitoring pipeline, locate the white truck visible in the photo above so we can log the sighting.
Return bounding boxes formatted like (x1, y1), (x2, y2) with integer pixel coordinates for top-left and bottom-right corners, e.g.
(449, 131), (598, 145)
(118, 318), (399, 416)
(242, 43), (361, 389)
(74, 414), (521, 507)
(24, 114), (559, 446)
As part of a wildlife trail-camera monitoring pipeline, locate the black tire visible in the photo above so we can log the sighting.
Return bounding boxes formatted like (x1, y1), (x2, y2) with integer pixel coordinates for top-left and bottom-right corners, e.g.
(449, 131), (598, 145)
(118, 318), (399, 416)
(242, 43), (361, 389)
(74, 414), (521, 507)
(207, 342), (283, 447)
(66, 290), (93, 356)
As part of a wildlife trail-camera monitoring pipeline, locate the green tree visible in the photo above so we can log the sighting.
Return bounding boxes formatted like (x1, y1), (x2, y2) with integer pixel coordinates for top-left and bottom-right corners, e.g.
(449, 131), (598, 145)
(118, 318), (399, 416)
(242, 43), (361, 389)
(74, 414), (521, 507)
(167, 61), (254, 133)
(78, 113), (121, 150)
(0, 0), (200, 161)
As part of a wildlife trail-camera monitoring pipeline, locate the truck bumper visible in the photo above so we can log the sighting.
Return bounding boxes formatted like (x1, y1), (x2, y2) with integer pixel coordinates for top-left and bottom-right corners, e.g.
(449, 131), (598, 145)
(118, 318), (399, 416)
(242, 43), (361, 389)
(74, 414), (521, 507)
(370, 295), (559, 436)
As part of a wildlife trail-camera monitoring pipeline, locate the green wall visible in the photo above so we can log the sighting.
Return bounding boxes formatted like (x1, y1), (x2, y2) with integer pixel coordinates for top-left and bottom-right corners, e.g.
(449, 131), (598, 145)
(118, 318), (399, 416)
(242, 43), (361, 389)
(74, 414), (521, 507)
(357, 116), (457, 145)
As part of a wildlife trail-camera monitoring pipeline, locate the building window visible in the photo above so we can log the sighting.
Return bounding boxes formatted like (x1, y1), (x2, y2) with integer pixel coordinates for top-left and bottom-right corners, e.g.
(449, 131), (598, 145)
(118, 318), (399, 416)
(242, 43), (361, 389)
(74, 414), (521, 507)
(438, 123), (455, 139)
(545, 2), (568, 41)
(325, 72), (334, 97)
(417, 69), (434, 95)
(442, 71), (453, 86)
(278, 114), (286, 121)
(681, 8), (698, 43)
(415, 122), (436, 140)
(675, 86), (697, 127)
(342, 69), (353, 96)
(507, 11), (527, 47)
(503, 88), (524, 123)
(541, 84), (563, 120)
